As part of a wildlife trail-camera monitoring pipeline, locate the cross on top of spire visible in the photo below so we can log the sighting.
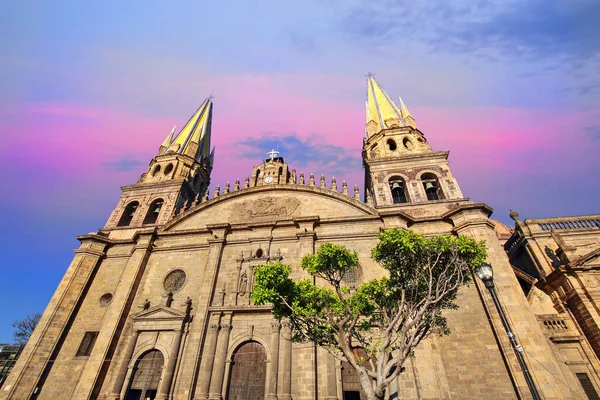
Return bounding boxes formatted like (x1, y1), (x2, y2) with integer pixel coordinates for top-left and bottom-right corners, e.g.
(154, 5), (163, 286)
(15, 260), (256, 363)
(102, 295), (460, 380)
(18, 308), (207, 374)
(365, 69), (375, 78)
(267, 149), (280, 160)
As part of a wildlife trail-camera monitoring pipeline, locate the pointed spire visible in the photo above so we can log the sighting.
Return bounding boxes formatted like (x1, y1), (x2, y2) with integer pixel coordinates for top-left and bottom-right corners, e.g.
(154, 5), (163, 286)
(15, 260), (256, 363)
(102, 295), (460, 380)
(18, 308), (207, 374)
(159, 125), (176, 153)
(168, 97), (214, 160)
(365, 74), (415, 135)
(399, 97), (417, 129)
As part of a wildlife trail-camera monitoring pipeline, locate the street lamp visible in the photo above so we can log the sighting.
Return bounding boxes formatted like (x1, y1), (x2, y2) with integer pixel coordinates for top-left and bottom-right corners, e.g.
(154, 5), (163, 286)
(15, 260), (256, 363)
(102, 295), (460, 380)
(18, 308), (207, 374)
(476, 262), (542, 400)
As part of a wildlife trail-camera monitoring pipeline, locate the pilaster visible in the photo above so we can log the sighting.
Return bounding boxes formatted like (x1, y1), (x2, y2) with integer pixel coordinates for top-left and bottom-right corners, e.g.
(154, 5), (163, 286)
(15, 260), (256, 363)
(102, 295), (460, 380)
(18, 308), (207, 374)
(71, 230), (156, 399)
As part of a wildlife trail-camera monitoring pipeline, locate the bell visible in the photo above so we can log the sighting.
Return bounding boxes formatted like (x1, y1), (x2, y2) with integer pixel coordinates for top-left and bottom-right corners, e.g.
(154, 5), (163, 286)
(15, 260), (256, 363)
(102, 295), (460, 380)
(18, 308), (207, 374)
(391, 182), (403, 190)
(424, 182), (436, 192)
(153, 205), (162, 213)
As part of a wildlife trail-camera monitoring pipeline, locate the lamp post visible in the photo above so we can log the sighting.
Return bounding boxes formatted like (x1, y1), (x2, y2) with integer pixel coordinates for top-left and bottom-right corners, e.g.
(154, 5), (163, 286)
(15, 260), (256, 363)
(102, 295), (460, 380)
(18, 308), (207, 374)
(476, 263), (542, 400)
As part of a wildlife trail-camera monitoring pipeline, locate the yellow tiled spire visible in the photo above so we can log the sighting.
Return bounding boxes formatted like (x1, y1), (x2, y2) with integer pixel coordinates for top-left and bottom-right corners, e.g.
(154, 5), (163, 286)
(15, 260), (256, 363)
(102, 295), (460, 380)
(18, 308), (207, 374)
(168, 97), (214, 161)
(366, 75), (404, 134)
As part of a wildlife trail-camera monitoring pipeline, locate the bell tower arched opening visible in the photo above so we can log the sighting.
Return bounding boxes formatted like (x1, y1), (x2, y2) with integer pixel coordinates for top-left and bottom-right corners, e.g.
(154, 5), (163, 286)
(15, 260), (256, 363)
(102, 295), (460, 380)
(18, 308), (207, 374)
(118, 201), (139, 227)
(143, 199), (164, 225)
(389, 177), (408, 204)
(421, 173), (444, 201)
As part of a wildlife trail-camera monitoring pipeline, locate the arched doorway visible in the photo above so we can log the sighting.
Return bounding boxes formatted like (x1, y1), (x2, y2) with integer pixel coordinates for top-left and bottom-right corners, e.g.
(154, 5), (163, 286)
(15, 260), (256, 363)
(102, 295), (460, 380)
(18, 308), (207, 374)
(341, 348), (373, 400)
(125, 350), (164, 400)
(227, 341), (267, 400)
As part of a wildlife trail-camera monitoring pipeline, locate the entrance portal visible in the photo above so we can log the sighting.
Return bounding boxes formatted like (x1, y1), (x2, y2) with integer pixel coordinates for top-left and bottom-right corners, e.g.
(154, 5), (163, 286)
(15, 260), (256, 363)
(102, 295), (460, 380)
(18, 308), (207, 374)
(341, 348), (373, 400)
(125, 350), (164, 400)
(227, 341), (267, 400)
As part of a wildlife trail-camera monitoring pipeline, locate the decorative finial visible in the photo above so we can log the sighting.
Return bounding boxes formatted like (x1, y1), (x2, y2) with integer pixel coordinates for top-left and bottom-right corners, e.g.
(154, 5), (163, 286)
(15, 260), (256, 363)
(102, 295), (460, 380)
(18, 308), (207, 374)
(354, 184), (360, 200)
(299, 172), (305, 185)
(342, 180), (348, 195)
(202, 188), (210, 202)
(214, 185), (220, 197)
(320, 174), (326, 188)
(267, 149), (280, 161)
(331, 176), (337, 191)
(244, 177), (250, 188)
(509, 209), (520, 222)
(234, 179), (240, 191)
(309, 173), (315, 186)
(224, 182), (230, 194)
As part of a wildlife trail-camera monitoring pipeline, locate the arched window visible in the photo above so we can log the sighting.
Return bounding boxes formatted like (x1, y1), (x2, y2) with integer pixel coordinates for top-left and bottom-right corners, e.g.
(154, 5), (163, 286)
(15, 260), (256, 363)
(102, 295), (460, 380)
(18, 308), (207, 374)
(144, 199), (164, 225)
(117, 201), (139, 227)
(389, 178), (408, 204)
(421, 173), (444, 201)
(227, 341), (267, 400)
(126, 350), (164, 400)
(387, 139), (397, 151)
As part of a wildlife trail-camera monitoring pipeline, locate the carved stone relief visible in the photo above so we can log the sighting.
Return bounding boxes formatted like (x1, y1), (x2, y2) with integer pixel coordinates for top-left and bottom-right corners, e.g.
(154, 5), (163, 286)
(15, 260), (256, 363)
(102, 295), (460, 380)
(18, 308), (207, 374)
(239, 196), (300, 220)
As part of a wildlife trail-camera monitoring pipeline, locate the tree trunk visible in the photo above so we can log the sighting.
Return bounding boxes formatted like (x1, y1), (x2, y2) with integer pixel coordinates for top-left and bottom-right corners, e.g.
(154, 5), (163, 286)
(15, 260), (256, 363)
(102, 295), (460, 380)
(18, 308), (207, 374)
(357, 370), (385, 400)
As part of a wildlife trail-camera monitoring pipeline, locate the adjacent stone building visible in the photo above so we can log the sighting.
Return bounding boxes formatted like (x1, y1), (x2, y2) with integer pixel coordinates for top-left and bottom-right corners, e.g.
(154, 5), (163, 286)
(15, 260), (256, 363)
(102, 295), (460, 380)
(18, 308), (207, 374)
(2, 77), (599, 399)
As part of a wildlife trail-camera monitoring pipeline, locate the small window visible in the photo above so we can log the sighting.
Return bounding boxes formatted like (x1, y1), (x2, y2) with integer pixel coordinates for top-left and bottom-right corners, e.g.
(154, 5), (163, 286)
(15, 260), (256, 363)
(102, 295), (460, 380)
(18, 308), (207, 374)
(387, 139), (397, 151)
(255, 248), (263, 258)
(144, 199), (164, 225)
(76, 331), (99, 357)
(389, 179), (408, 204)
(403, 137), (414, 150)
(164, 163), (173, 175)
(117, 201), (139, 227)
(152, 165), (161, 176)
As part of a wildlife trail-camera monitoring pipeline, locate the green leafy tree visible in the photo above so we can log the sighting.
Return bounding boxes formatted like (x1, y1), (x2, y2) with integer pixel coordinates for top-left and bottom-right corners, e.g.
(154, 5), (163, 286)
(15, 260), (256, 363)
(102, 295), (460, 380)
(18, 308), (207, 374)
(252, 229), (486, 400)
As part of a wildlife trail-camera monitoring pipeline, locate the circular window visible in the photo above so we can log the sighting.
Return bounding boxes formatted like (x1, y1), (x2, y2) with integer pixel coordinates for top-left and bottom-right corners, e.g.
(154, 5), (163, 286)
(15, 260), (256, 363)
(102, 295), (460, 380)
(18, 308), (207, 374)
(164, 163), (174, 175)
(152, 165), (161, 176)
(99, 293), (113, 307)
(255, 248), (264, 258)
(402, 137), (414, 150)
(387, 139), (397, 151)
(163, 269), (187, 292)
(342, 266), (362, 286)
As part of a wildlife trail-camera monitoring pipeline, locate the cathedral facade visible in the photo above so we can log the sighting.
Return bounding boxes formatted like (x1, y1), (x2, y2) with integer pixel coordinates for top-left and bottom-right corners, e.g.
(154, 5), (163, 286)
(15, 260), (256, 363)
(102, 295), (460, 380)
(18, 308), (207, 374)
(2, 77), (599, 400)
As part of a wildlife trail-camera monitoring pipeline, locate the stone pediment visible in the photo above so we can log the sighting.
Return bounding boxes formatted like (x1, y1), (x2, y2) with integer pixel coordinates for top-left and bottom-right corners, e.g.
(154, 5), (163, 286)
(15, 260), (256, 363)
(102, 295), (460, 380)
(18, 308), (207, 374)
(164, 185), (379, 231)
(132, 305), (186, 322)
(573, 248), (600, 269)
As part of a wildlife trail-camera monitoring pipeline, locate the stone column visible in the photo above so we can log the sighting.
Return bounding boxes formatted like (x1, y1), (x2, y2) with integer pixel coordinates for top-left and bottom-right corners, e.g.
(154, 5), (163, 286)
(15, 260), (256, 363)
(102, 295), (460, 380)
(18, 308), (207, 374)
(208, 323), (232, 400)
(279, 320), (293, 400)
(196, 323), (220, 399)
(110, 330), (140, 400)
(156, 329), (184, 400)
(266, 322), (281, 400)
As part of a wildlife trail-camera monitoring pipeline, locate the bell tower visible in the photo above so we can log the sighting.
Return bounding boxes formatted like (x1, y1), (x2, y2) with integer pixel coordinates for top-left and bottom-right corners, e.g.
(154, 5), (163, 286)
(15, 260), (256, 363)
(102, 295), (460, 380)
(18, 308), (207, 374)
(104, 97), (215, 231)
(249, 149), (296, 187)
(362, 75), (464, 207)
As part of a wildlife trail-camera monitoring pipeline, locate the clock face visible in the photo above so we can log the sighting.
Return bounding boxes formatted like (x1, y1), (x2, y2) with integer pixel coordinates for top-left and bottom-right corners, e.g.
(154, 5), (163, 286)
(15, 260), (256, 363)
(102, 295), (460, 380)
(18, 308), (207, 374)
(264, 176), (274, 184)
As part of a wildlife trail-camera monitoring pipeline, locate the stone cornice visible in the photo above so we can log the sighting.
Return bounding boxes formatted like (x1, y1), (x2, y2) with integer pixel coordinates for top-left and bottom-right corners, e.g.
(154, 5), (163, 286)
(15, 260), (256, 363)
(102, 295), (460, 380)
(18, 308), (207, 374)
(162, 184), (379, 231)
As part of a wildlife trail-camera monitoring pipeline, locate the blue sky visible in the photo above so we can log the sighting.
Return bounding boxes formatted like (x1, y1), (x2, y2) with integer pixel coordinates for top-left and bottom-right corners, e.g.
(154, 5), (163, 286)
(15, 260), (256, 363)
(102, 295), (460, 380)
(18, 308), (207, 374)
(0, 0), (598, 342)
